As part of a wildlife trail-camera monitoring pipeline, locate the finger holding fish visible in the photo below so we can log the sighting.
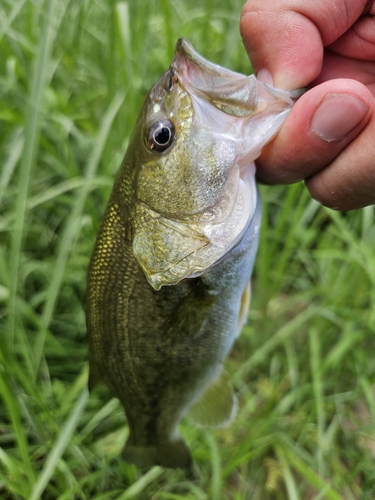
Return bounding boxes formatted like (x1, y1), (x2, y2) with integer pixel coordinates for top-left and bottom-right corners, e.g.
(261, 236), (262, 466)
(241, 0), (375, 210)
(254, 79), (373, 183)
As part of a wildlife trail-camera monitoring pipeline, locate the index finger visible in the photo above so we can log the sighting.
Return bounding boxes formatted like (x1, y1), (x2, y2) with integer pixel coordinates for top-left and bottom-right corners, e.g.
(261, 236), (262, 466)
(240, 0), (369, 89)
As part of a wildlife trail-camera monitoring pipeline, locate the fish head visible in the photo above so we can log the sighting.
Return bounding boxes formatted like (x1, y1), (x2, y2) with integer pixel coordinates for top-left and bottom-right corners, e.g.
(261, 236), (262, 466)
(135, 48), (240, 221)
(128, 39), (302, 290)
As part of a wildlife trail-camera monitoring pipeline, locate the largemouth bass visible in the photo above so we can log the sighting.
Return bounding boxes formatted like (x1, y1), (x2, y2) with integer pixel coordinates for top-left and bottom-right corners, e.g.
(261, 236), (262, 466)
(86, 39), (302, 469)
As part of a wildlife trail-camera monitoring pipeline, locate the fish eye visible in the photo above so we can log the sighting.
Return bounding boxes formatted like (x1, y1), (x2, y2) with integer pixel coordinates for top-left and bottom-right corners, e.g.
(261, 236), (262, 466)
(146, 119), (175, 152)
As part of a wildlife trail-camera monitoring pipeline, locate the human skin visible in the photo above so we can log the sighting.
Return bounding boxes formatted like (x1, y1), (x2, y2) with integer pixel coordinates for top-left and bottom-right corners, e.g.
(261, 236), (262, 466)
(240, 0), (375, 210)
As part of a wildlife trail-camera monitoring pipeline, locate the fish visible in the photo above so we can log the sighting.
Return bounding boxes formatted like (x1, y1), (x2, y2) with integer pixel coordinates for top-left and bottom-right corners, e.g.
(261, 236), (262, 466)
(86, 38), (302, 469)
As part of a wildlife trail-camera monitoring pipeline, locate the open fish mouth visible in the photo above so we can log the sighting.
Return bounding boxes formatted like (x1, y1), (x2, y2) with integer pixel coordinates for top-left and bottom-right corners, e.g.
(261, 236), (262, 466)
(172, 38), (302, 117)
(172, 39), (260, 118)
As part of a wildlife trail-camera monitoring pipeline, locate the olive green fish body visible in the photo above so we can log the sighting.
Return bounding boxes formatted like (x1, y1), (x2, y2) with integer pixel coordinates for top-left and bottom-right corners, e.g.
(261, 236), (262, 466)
(87, 180), (260, 468)
(87, 39), (302, 468)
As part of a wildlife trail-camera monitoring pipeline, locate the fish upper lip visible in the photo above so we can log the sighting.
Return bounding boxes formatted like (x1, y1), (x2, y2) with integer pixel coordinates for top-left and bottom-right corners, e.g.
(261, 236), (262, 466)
(172, 38), (245, 82)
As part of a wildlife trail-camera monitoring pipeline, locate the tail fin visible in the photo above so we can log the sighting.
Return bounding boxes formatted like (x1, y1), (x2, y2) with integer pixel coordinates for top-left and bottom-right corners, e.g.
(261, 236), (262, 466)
(122, 438), (192, 469)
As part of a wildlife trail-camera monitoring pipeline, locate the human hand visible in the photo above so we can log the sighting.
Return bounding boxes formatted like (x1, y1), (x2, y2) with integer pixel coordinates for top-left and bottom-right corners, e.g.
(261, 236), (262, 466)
(241, 0), (375, 210)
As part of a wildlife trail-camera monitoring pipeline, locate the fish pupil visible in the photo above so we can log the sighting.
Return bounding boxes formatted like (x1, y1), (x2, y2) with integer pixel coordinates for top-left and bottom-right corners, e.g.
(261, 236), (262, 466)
(155, 127), (170, 145)
(146, 119), (175, 152)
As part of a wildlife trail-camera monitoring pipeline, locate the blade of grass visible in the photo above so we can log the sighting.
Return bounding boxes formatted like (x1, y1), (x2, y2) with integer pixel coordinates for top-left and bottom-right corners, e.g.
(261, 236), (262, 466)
(116, 2), (132, 88)
(0, 472), (28, 498)
(281, 446), (344, 500)
(160, 0), (175, 58)
(33, 92), (125, 374)
(93, 492), (126, 500)
(0, 448), (30, 497)
(56, 470), (117, 500)
(0, 176), (111, 231)
(115, 466), (163, 500)
(78, 397), (120, 442)
(0, 0), (26, 44)
(274, 446), (300, 500)
(360, 376), (375, 418)
(309, 326), (325, 473)
(7, 0), (58, 349)
(0, 128), (24, 206)
(28, 388), (89, 500)
(206, 432), (222, 500)
(0, 368), (35, 485)
(323, 322), (363, 372)
(234, 305), (319, 380)
(154, 494), (198, 500)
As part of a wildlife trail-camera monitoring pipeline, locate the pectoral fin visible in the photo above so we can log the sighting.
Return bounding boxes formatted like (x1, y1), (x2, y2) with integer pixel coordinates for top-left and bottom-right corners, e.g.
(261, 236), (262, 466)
(188, 369), (237, 427)
(237, 281), (251, 337)
(161, 279), (217, 341)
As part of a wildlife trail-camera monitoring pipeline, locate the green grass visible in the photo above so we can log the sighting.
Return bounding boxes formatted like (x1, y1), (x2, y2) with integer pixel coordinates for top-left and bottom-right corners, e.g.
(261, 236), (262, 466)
(1, 0), (375, 498)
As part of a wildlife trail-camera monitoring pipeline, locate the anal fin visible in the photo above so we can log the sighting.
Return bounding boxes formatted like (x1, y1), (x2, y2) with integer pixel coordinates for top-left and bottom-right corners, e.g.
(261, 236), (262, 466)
(188, 369), (237, 428)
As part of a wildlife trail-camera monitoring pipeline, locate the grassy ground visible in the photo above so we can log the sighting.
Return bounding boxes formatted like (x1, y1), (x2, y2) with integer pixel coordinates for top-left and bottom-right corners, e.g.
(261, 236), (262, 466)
(1, 0), (375, 498)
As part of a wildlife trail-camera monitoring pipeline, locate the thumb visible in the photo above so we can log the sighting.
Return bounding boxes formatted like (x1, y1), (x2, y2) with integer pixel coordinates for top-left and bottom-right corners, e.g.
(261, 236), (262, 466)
(255, 79), (373, 192)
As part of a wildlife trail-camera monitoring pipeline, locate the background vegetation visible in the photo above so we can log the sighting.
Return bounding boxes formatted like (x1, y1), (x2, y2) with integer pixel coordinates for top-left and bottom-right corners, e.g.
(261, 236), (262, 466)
(1, 0), (375, 498)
